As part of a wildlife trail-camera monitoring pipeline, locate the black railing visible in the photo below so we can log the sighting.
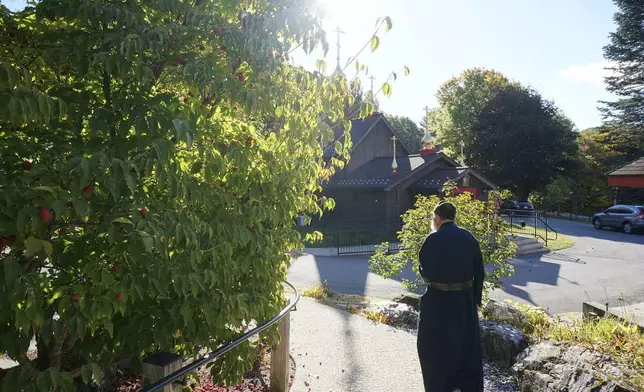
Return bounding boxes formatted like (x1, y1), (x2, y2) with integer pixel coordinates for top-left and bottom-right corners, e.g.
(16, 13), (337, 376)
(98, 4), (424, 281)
(300, 221), (403, 255)
(142, 281), (300, 392)
(503, 210), (558, 246)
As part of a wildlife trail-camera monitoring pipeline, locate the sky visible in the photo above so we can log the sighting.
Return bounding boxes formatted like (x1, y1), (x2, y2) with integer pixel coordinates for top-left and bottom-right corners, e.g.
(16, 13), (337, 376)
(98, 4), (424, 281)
(2, 0), (618, 131)
(294, 0), (618, 131)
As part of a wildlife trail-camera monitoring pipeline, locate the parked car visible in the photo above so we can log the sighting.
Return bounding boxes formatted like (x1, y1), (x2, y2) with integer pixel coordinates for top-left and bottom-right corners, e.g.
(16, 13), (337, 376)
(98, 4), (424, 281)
(499, 200), (534, 216)
(592, 205), (644, 234)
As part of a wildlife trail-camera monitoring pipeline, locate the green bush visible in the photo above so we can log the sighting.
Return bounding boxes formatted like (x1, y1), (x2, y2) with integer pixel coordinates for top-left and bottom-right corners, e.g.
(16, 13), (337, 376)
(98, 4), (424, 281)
(369, 184), (516, 299)
(0, 0), (361, 389)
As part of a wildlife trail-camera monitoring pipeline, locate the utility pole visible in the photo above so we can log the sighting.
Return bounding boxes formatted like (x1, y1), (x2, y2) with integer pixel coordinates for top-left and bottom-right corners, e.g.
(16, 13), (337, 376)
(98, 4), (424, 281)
(333, 27), (345, 73)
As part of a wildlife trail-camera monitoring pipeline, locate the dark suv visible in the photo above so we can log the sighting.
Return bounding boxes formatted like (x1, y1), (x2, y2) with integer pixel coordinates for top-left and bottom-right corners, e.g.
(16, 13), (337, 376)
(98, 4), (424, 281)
(500, 200), (534, 216)
(592, 205), (644, 234)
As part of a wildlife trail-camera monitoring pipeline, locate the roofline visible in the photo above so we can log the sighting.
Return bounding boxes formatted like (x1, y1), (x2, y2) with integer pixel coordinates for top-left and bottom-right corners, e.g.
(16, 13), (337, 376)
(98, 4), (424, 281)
(384, 153), (447, 191)
(455, 168), (499, 190)
(379, 115), (413, 155)
(606, 156), (644, 176)
(323, 113), (414, 157)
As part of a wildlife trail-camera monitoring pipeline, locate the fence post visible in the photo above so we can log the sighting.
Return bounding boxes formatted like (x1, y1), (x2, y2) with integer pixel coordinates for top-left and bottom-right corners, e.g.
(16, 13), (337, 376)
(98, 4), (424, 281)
(270, 312), (291, 392)
(142, 353), (184, 392)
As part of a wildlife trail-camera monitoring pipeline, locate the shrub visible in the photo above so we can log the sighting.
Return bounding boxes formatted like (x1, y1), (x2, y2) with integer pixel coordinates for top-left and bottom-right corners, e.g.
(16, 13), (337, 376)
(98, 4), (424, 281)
(369, 183), (516, 300)
(0, 0), (356, 389)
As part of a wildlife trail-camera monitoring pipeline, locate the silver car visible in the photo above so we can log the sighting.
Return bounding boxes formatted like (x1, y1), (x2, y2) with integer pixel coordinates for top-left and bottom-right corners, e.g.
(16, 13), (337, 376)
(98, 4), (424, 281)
(592, 205), (644, 234)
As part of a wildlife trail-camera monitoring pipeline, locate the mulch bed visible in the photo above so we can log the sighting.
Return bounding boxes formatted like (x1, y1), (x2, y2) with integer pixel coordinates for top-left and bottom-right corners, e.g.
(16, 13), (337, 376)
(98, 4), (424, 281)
(115, 349), (296, 392)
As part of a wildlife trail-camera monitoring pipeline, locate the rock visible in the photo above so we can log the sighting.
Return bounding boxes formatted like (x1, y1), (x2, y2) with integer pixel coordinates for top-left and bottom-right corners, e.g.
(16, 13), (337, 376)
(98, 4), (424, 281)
(482, 299), (528, 326)
(393, 293), (422, 311)
(512, 342), (637, 392)
(366, 301), (418, 329)
(479, 320), (528, 368)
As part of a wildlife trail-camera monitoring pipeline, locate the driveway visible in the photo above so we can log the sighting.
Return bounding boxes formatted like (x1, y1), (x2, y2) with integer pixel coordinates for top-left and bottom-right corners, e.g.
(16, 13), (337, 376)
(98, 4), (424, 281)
(288, 219), (644, 314)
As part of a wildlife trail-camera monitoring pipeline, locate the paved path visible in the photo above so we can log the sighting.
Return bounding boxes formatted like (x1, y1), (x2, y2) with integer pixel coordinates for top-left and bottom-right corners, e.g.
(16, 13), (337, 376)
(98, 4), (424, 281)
(289, 297), (422, 392)
(289, 297), (517, 392)
(288, 219), (644, 314)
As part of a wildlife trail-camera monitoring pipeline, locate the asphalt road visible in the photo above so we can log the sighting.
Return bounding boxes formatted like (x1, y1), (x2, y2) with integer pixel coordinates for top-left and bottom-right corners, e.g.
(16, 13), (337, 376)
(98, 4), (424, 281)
(288, 219), (644, 314)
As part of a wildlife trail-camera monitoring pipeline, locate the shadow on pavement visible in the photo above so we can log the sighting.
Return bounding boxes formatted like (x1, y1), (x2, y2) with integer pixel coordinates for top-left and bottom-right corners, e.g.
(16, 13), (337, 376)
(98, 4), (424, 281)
(500, 254), (562, 307)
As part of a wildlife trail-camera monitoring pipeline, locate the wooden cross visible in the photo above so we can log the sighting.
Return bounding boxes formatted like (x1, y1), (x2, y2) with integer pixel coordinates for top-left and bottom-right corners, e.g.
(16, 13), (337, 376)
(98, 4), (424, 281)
(369, 75), (376, 96)
(423, 105), (431, 131)
(391, 135), (398, 173)
(333, 27), (345, 71)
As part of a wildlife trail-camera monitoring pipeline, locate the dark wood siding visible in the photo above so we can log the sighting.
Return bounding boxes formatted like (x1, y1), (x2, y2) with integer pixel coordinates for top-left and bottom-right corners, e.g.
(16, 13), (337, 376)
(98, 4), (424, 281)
(346, 120), (408, 173)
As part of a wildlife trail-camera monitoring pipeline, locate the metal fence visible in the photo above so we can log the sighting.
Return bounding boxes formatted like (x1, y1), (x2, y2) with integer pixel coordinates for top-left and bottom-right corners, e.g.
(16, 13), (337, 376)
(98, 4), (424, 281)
(141, 281), (300, 392)
(301, 220), (404, 255)
(502, 210), (559, 246)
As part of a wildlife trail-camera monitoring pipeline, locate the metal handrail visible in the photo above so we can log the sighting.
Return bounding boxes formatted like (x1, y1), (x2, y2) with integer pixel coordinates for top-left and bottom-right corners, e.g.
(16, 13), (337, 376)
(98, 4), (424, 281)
(142, 281), (300, 392)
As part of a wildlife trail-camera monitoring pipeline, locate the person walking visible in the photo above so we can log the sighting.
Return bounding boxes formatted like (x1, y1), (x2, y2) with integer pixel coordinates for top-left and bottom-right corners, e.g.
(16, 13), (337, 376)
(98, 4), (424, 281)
(417, 202), (485, 392)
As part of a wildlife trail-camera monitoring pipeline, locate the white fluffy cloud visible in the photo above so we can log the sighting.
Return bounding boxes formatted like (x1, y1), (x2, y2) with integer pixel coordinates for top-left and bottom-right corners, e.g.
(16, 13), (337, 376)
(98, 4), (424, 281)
(557, 61), (616, 87)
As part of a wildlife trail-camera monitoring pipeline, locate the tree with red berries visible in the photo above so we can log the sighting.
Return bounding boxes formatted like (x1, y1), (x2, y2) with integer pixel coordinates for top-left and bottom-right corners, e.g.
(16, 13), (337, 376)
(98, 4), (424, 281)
(0, 0), (405, 390)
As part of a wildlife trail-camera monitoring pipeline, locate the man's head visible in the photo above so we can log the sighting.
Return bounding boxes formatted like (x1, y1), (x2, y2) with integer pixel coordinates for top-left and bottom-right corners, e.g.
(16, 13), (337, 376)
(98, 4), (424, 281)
(431, 202), (456, 232)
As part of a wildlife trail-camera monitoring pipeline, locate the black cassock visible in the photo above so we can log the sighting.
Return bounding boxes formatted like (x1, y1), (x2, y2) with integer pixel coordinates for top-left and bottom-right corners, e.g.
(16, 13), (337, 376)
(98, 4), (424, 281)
(417, 222), (485, 392)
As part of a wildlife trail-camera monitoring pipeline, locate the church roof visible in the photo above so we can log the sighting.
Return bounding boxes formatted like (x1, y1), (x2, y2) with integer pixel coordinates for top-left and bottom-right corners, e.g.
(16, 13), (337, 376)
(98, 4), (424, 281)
(324, 155), (427, 188)
(411, 167), (468, 189)
(323, 113), (411, 158)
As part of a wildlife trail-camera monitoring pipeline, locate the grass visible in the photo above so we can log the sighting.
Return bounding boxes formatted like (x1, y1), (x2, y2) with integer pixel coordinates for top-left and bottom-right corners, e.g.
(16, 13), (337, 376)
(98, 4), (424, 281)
(490, 300), (644, 390)
(509, 223), (576, 251)
(300, 282), (393, 323)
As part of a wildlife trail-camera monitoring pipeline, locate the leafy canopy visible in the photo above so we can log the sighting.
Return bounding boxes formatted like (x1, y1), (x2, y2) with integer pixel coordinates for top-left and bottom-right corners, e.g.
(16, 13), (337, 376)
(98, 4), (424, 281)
(469, 84), (578, 199)
(369, 184), (515, 299)
(0, 0), (394, 389)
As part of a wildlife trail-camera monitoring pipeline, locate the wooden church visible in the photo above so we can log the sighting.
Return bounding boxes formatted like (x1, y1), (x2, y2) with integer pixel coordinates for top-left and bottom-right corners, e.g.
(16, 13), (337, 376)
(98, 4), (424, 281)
(314, 112), (498, 226)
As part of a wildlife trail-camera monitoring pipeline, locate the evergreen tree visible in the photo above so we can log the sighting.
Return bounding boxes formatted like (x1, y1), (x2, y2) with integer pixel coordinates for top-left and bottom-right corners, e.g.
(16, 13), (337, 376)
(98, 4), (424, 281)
(603, 0), (644, 147)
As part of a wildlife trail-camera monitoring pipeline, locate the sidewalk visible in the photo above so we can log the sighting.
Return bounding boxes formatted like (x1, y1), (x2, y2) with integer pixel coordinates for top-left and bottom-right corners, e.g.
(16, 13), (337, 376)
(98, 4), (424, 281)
(289, 297), (423, 392)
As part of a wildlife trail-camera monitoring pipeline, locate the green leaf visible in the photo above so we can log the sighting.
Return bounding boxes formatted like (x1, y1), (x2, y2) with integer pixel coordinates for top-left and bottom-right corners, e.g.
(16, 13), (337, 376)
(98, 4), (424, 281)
(382, 83), (392, 97)
(25, 237), (43, 257)
(370, 36), (380, 52)
(112, 217), (133, 225)
(80, 364), (92, 384)
(403, 66), (411, 76)
(90, 363), (103, 384)
(384, 16), (393, 31)
(41, 240), (53, 256)
(139, 231), (154, 253)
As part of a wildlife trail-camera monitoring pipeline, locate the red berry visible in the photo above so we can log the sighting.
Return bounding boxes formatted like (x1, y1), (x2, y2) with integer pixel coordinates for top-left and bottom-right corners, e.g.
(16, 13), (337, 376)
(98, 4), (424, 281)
(170, 43), (176, 50)
(39, 208), (52, 223)
(7, 234), (16, 243)
(215, 27), (221, 36)
(268, 52), (273, 58)
(257, 67), (263, 73)
(115, 293), (123, 302)
(71, 294), (79, 302)
(112, 264), (120, 272)
(83, 185), (93, 194)
(236, 72), (245, 82)
(139, 208), (149, 217)
(23, 160), (33, 169)
(220, 142), (228, 149)
(233, 167), (239, 173)
(176, 56), (186, 65)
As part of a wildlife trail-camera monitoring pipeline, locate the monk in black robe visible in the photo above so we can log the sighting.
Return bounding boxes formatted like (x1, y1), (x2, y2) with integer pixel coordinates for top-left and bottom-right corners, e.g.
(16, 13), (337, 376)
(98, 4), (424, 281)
(417, 202), (485, 392)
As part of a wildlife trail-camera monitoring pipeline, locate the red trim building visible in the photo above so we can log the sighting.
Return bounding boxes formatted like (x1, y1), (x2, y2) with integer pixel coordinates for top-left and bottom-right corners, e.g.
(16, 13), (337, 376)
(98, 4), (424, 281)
(608, 157), (644, 188)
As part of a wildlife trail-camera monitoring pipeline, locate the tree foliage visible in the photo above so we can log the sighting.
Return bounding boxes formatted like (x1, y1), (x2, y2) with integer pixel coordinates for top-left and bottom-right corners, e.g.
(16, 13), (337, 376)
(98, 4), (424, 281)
(385, 115), (423, 153)
(0, 0), (374, 389)
(468, 84), (578, 199)
(369, 184), (515, 299)
(429, 68), (512, 157)
(603, 0), (644, 141)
